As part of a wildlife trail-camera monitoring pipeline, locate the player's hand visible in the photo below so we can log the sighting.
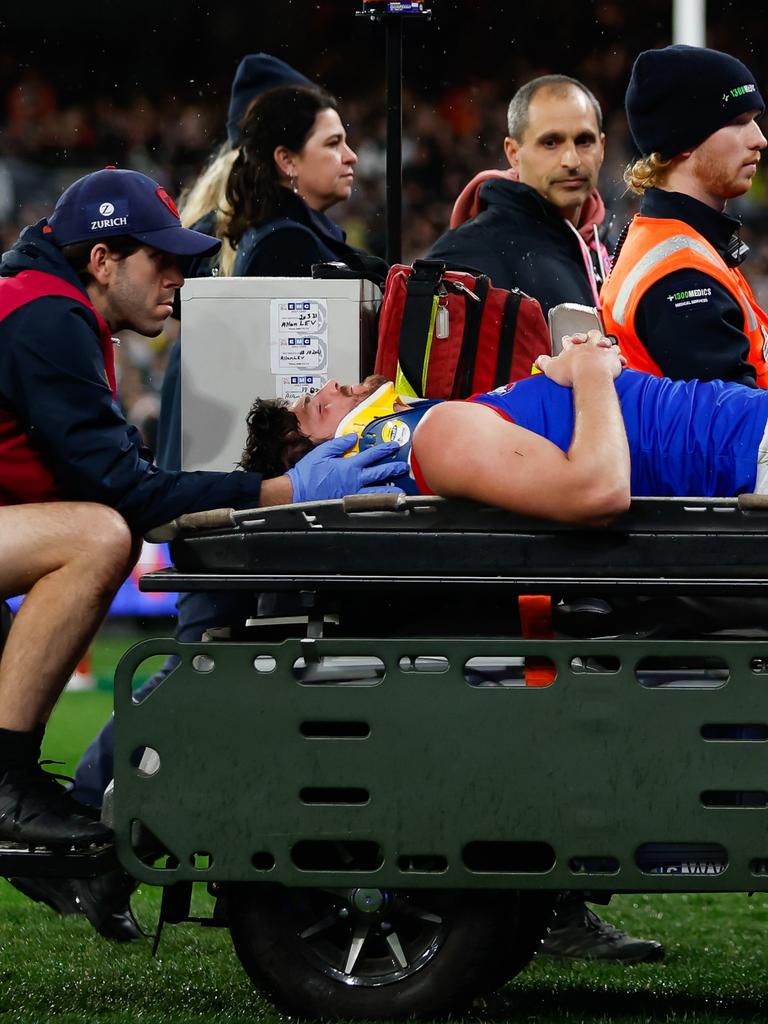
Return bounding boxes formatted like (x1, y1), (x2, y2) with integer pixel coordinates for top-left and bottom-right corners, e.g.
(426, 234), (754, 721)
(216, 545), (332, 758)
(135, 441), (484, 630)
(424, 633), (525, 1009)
(534, 330), (626, 386)
(287, 434), (408, 502)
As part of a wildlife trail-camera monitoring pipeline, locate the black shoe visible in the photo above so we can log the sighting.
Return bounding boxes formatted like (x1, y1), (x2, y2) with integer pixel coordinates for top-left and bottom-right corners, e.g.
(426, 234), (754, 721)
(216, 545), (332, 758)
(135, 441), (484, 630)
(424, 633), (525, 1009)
(7, 874), (81, 915)
(540, 901), (665, 963)
(71, 868), (143, 942)
(0, 763), (112, 848)
(8, 868), (142, 942)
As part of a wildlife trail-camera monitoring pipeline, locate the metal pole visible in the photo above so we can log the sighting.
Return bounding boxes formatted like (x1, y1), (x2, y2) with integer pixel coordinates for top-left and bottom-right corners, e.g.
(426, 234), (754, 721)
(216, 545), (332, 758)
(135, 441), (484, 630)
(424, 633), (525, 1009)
(673, 0), (706, 46)
(385, 14), (403, 265)
(356, 2), (430, 264)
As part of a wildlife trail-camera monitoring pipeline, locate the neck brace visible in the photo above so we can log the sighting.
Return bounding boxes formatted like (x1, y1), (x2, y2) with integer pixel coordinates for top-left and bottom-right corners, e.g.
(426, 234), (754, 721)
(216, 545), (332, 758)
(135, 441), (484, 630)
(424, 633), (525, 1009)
(335, 382), (405, 455)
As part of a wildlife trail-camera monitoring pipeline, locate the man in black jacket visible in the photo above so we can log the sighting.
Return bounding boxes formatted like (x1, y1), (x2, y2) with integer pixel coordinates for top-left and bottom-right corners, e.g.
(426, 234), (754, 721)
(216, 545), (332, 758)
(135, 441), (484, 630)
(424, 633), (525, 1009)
(0, 167), (404, 854)
(430, 78), (665, 965)
(428, 74), (608, 316)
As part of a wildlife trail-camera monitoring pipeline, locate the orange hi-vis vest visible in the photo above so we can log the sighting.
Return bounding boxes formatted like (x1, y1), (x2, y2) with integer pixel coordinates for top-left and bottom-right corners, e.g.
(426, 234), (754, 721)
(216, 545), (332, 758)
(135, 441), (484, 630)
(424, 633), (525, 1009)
(601, 216), (768, 388)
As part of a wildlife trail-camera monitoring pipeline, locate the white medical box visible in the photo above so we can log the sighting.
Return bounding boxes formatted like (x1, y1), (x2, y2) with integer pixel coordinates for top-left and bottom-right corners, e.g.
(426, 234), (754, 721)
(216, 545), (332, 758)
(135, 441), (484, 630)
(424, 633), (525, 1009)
(180, 276), (380, 472)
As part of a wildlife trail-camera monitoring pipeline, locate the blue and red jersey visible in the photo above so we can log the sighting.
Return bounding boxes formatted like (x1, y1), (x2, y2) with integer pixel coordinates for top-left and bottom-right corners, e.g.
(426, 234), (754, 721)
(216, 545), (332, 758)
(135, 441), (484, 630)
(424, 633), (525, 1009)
(360, 369), (768, 498)
(474, 370), (768, 498)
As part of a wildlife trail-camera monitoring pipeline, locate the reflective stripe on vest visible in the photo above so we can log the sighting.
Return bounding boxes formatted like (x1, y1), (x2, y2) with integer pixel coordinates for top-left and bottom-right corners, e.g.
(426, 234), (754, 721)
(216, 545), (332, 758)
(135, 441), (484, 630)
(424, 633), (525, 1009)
(601, 216), (768, 386)
(611, 233), (758, 331)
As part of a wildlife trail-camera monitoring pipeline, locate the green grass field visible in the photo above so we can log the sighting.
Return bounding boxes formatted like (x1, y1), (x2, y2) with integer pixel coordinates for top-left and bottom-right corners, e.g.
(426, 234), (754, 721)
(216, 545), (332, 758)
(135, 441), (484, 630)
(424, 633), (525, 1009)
(2, 629), (768, 1023)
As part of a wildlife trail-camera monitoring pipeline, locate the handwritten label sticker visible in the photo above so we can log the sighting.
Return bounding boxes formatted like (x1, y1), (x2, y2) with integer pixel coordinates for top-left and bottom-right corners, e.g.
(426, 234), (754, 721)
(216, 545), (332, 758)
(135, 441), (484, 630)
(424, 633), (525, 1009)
(278, 374), (326, 403)
(270, 298), (329, 373)
(275, 300), (327, 334)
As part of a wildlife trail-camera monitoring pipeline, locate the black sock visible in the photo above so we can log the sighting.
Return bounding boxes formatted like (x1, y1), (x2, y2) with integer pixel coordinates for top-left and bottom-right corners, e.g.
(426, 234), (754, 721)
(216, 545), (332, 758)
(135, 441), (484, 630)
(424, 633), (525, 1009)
(0, 724), (44, 772)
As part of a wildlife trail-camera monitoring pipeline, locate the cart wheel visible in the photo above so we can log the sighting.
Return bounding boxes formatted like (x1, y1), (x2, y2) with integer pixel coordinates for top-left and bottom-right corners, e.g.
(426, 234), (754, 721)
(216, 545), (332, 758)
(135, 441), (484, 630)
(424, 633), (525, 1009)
(227, 884), (553, 1020)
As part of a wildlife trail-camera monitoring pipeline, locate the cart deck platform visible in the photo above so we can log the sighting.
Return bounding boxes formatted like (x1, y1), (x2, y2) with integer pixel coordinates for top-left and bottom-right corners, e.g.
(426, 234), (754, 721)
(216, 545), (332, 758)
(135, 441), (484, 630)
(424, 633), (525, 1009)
(144, 494), (768, 596)
(116, 497), (768, 893)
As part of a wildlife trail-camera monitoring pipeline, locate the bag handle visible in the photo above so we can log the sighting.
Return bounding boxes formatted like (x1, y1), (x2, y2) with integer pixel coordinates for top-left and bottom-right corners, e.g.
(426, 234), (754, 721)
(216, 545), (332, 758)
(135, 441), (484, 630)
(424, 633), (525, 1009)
(313, 250), (390, 287)
(396, 260), (446, 397)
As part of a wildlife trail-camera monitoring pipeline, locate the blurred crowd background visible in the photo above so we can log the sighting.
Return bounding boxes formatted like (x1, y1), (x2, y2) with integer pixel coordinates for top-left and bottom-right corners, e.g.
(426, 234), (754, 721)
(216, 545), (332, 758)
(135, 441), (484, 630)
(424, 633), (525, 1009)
(4, 0), (768, 446)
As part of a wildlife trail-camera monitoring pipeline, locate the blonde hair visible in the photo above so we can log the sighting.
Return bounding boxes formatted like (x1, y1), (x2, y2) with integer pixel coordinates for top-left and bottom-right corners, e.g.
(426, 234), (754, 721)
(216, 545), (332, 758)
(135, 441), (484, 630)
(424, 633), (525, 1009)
(624, 153), (673, 194)
(178, 142), (238, 276)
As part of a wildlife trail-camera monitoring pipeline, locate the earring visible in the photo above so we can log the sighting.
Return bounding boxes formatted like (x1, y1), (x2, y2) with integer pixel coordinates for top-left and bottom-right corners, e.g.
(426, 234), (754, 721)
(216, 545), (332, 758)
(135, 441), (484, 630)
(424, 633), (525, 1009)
(289, 173), (298, 194)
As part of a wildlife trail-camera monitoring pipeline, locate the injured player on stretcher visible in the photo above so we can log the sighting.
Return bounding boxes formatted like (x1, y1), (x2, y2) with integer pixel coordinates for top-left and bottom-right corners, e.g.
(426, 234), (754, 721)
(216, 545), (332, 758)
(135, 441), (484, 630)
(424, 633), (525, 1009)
(239, 331), (768, 523)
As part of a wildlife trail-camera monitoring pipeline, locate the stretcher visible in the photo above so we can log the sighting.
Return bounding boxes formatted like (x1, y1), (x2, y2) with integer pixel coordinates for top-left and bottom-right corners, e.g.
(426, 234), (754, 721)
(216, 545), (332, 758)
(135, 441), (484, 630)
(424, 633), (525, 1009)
(104, 494), (768, 1019)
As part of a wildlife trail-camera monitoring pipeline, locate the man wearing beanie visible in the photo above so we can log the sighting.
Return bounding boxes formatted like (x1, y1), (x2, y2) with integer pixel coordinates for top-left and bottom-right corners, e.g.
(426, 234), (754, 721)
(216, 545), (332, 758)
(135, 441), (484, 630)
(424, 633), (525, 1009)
(601, 44), (768, 385)
(0, 168), (404, 915)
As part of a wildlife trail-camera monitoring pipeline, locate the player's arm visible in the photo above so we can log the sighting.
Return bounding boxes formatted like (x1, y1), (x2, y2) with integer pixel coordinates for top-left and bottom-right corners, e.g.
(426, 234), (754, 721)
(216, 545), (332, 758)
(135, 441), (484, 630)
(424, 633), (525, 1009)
(412, 333), (631, 525)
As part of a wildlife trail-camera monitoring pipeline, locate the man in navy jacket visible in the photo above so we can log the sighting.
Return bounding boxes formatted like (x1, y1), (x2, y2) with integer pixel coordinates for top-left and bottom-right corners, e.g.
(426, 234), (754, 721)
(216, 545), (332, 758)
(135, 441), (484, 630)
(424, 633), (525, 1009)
(0, 167), (403, 853)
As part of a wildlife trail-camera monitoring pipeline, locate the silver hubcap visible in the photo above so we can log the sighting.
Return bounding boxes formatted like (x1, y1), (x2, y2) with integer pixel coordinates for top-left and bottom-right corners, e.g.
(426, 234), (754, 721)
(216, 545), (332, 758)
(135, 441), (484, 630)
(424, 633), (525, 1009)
(294, 888), (447, 986)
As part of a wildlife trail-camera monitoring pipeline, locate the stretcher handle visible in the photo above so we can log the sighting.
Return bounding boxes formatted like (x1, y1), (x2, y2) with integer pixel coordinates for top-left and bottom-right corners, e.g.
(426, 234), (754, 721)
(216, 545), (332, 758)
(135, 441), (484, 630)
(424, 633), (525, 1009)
(342, 492), (408, 513)
(144, 507), (236, 543)
(738, 493), (768, 511)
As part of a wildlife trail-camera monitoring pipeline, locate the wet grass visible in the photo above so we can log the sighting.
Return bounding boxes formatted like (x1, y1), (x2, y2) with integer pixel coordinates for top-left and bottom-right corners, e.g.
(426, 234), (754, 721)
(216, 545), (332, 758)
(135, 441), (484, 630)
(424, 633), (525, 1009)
(2, 884), (767, 1023)
(491, 890), (768, 1023)
(2, 647), (767, 1022)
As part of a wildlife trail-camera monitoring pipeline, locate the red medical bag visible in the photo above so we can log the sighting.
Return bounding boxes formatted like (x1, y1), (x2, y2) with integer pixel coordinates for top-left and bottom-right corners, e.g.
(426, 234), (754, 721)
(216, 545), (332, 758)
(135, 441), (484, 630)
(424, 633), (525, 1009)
(374, 260), (551, 399)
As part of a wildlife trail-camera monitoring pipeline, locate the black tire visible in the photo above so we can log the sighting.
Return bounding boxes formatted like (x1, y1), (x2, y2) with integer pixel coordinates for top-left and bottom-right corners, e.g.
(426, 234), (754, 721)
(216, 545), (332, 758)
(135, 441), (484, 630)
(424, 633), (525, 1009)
(227, 883), (553, 1020)
(471, 889), (556, 995)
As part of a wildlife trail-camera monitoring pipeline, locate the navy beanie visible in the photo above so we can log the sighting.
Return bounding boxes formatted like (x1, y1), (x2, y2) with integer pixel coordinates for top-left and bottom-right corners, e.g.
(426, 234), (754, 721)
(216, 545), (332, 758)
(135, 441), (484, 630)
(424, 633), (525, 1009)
(626, 45), (764, 158)
(226, 53), (312, 146)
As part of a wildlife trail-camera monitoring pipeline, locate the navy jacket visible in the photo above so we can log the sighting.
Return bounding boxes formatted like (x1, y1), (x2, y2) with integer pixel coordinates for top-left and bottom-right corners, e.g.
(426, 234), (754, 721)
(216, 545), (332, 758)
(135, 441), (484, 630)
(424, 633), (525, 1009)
(0, 222), (265, 533)
(630, 189), (756, 387)
(427, 179), (600, 316)
(234, 188), (357, 277)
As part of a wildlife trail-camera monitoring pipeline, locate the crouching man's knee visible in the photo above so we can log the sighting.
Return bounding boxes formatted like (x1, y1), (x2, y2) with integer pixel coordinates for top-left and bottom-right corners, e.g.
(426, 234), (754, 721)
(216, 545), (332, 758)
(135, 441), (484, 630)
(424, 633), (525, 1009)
(75, 504), (137, 589)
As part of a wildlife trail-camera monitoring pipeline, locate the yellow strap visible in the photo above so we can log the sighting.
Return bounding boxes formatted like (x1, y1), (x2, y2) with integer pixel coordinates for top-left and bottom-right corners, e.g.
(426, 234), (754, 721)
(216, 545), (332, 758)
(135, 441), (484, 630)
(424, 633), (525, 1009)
(394, 295), (439, 398)
(395, 364), (419, 398)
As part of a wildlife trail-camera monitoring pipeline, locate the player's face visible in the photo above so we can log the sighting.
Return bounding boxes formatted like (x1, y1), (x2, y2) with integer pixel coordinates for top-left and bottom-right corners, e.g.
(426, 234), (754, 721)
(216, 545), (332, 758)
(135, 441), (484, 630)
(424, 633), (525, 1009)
(292, 375), (387, 441)
(106, 245), (183, 336)
(505, 85), (604, 224)
(690, 110), (766, 201)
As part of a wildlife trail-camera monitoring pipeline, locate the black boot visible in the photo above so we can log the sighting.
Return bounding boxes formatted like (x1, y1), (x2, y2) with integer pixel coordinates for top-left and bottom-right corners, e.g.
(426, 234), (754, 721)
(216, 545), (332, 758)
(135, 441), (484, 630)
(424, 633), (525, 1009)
(8, 867), (142, 942)
(540, 896), (664, 963)
(7, 874), (80, 914)
(71, 868), (142, 942)
(0, 762), (112, 848)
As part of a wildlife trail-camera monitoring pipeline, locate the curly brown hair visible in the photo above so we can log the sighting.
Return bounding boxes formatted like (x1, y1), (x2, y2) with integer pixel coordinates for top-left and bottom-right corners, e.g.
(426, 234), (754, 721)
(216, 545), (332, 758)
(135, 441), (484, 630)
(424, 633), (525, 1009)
(239, 397), (315, 477)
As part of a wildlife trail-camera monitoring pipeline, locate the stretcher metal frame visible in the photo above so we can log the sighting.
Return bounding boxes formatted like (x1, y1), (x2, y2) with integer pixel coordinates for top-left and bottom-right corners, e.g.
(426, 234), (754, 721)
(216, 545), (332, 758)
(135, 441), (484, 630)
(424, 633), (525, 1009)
(112, 496), (768, 895)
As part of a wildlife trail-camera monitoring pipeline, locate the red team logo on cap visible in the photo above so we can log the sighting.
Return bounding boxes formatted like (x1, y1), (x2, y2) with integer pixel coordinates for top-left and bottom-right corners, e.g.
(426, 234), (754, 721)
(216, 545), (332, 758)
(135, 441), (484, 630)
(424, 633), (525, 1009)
(155, 187), (180, 219)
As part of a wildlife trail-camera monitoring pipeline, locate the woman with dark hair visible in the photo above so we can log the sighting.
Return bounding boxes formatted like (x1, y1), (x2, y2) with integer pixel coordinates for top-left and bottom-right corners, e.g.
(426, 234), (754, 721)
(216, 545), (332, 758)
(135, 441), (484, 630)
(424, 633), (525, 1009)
(222, 85), (359, 276)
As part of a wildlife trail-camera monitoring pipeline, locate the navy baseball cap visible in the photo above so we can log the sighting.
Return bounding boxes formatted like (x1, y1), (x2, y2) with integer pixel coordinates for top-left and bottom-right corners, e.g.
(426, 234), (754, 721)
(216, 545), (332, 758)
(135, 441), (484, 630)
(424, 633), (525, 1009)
(47, 168), (221, 257)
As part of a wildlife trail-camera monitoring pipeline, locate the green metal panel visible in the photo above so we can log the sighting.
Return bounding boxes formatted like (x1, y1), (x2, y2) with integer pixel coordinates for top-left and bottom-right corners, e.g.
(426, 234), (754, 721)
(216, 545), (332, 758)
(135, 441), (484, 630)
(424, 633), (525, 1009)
(113, 636), (768, 892)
